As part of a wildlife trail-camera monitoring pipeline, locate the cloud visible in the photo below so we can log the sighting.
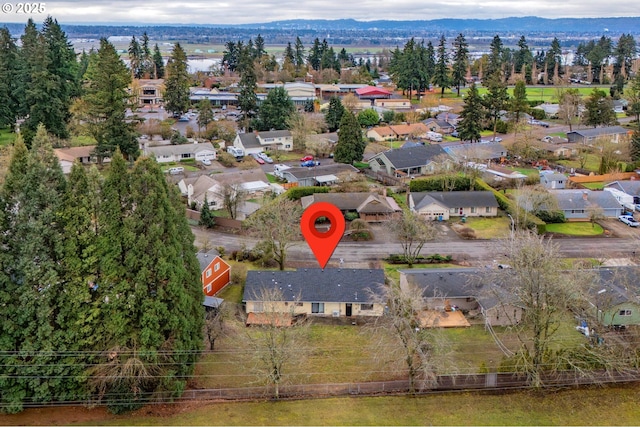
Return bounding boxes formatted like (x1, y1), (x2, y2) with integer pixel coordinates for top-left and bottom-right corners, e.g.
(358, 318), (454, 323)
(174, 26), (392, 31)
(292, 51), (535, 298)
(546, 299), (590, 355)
(1, 0), (637, 24)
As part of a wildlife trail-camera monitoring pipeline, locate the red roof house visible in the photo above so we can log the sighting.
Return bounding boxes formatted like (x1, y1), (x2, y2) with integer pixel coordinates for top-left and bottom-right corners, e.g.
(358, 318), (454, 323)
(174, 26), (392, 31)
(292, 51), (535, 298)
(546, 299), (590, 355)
(197, 251), (231, 297)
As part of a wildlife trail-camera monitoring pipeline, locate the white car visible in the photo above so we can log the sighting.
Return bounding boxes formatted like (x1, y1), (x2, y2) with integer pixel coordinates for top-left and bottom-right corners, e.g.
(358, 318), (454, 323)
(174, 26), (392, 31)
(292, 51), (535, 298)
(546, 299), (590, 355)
(257, 152), (273, 163)
(619, 215), (640, 227)
(201, 159), (212, 166)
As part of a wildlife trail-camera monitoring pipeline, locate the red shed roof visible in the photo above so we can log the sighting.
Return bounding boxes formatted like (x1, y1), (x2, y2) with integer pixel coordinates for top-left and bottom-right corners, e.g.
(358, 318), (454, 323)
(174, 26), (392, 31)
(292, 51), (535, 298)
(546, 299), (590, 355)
(355, 86), (392, 97)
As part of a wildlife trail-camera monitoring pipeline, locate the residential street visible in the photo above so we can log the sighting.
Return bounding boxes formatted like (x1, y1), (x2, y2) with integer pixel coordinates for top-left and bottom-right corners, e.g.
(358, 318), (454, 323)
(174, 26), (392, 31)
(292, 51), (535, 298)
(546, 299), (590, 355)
(192, 224), (640, 268)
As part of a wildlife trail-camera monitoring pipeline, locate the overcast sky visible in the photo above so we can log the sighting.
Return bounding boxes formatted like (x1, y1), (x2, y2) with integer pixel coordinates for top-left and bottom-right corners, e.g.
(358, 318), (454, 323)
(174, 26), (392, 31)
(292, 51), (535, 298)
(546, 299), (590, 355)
(1, 0), (638, 25)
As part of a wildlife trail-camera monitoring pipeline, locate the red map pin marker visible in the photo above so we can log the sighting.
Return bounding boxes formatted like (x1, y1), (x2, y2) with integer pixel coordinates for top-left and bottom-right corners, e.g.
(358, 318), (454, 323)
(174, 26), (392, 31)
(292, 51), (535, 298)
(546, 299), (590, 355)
(300, 202), (345, 269)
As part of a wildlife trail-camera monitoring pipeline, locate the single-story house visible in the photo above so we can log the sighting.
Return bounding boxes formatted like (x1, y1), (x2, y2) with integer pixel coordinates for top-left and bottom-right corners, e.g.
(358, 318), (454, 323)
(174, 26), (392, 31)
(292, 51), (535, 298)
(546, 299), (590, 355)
(604, 180), (640, 206)
(145, 142), (217, 164)
(436, 112), (460, 126)
(548, 189), (623, 220)
(197, 250), (231, 297)
(423, 118), (455, 134)
(409, 191), (499, 220)
(590, 267), (640, 327)
(243, 268), (386, 320)
(533, 103), (560, 118)
(441, 142), (507, 163)
(366, 123), (428, 142)
(373, 98), (412, 110)
(566, 126), (630, 145)
(54, 145), (101, 174)
(178, 169), (271, 216)
(279, 163), (359, 187)
(538, 142), (577, 158)
(368, 145), (451, 177)
(234, 130), (294, 154)
(540, 172), (567, 190)
(400, 269), (523, 327)
(300, 191), (402, 222)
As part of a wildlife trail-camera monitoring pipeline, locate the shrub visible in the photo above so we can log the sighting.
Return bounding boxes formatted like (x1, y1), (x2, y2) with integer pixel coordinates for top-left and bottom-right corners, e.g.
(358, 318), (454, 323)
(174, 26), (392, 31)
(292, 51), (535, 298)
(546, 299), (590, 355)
(457, 226), (477, 239)
(345, 212), (359, 221)
(529, 108), (547, 120)
(536, 210), (566, 224)
(216, 152), (237, 167)
(410, 175), (473, 192)
(495, 119), (508, 134)
(286, 186), (330, 201)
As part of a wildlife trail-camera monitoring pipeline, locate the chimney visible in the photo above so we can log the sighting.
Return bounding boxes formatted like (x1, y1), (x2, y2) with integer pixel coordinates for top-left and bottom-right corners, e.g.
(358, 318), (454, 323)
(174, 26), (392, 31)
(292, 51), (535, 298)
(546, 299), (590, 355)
(582, 191), (588, 200)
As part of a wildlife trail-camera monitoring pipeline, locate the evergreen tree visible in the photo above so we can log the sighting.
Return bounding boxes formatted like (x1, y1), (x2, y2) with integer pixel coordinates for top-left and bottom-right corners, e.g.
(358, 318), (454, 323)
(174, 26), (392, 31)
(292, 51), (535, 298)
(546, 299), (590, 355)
(199, 196), (215, 228)
(582, 88), (616, 127)
(486, 35), (504, 81)
(324, 96), (345, 132)
(140, 32), (152, 76)
(254, 34), (266, 59)
(630, 129), (640, 162)
(458, 83), (483, 143)
(222, 41), (240, 73)
(236, 44), (259, 124)
(294, 36), (305, 72)
(128, 35), (142, 78)
(164, 43), (191, 117)
(451, 33), (469, 96)
(83, 38), (138, 160)
(196, 98), (214, 131)
(510, 80), (529, 125)
(284, 42), (295, 64)
(153, 44), (165, 79)
(545, 37), (562, 81)
(0, 125), (68, 411)
(483, 74), (509, 137)
(433, 35), (451, 96)
(334, 111), (364, 164)
(0, 27), (19, 128)
(308, 38), (322, 71)
(514, 36), (533, 83)
(255, 86), (295, 131)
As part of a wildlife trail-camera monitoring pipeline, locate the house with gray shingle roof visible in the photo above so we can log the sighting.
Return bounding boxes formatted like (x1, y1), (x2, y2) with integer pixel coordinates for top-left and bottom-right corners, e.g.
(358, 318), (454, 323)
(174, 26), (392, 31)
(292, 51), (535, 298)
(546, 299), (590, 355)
(368, 145), (452, 177)
(540, 172), (567, 189)
(604, 180), (640, 207)
(280, 163), (359, 187)
(233, 130), (293, 154)
(400, 269), (523, 327)
(441, 141), (507, 162)
(423, 118), (455, 134)
(566, 126), (629, 145)
(590, 267), (640, 327)
(300, 191), (401, 222)
(144, 142), (216, 164)
(409, 191), (499, 220)
(546, 189), (623, 220)
(243, 268), (386, 320)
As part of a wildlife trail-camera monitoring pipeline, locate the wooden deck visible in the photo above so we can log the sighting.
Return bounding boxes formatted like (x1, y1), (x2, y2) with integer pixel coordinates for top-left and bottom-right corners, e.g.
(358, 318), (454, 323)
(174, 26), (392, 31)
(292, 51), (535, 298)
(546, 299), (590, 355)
(418, 310), (471, 328)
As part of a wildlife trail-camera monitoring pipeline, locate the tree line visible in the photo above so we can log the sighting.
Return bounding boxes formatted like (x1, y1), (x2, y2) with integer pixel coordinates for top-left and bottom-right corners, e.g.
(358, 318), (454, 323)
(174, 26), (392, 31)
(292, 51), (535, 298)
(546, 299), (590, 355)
(0, 125), (204, 414)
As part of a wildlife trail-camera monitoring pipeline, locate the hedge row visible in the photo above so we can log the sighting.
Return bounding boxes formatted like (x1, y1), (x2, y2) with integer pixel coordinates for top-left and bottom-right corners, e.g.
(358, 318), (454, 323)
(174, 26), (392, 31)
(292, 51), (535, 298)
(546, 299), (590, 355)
(285, 186), (330, 201)
(474, 178), (547, 234)
(409, 175), (473, 192)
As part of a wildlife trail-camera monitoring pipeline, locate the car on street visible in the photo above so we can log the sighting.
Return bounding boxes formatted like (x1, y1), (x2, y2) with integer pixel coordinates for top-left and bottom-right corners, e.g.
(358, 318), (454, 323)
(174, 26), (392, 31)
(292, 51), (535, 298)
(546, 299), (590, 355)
(178, 116), (189, 122)
(300, 160), (320, 167)
(250, 153), (265, 164)
(487, 136), (503, 142)
(619, 215), (640, 227)
(257, 152), (273, 163)
(300, 155), (314, 162)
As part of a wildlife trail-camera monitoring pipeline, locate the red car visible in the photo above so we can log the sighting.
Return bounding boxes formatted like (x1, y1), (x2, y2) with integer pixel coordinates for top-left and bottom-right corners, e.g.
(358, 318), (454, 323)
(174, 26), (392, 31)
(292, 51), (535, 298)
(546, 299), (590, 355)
(300, 155), (314, 162)
(250, 153), (265, 164)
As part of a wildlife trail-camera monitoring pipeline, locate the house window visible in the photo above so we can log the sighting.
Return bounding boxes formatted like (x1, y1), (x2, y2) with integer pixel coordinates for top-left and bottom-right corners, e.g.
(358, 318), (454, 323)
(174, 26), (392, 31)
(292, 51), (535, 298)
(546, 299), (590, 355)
(471, 207), (477, 213)
(181, 153), (192, 159)
(485, 207), (491, 213)
(311, 302), (324, 314)
(254, 302), (264, 312)
(619, 309), (632, 316)
(285, 145), (291, 149)
(360, 303), (373, 311)
(206, 284), (211, 293)
(206, 268), (212, 278)
(214, 262), (220, 272)
(449, 208), (457, 214)
(571, 209), (585, 214)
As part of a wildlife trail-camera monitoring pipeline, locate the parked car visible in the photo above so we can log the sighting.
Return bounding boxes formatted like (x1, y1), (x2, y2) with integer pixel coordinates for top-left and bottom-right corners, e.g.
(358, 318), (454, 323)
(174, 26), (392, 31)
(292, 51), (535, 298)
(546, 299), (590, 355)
(300, 155), (314, 162)
(487, 136), (503, 143)
(619, 215), (640, 227)
(178, 116), (189, 122)
(168, 167), (185, 175)
(257, 152), (273, 163)
(201, 159), (212, 166)
(300, 160), (320, 167)
(538, 121), (550, 128)
(250, 153), (265, 164)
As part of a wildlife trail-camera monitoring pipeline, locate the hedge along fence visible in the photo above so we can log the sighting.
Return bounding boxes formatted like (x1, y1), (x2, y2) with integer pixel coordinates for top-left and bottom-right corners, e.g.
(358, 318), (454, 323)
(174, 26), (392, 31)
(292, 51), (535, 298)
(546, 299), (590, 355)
(285, 186), (330, 201)
(409, 175), (474, 192)
(474, 178), (546, 234)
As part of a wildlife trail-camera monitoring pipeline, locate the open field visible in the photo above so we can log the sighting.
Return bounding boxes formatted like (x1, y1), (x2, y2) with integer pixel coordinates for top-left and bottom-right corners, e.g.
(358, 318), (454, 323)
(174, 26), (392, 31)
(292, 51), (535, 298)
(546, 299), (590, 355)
(466, 85), (610, 103)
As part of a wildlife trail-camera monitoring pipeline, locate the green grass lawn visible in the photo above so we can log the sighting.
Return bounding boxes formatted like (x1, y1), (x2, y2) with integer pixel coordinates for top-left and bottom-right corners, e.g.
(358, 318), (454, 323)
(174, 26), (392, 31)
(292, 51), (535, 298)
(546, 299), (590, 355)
(557, 153), (601, 172)
(581, 182), (605, 190)
(510, 167), (539, 177)
(461, 216), (512, 239)
(0, 127), (17, 146)
(466, 85), (609, 103)
(545, 222), (604, 236)
(384, 262), (459, 281)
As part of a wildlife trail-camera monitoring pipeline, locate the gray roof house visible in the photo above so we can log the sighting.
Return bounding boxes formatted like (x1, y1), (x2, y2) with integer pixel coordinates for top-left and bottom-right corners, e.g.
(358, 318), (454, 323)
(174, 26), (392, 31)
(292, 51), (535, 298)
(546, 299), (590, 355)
(144, 142), (217, 164)
(300, 191), (401, 222)
(540, 172), (567, 189)
(441, 141), (507, 162)
(400, 269), (523, 327)
(549, 189), (623, 220)
(409, 191), (499, 220)
(243, 268), (386, 320)
(423, 118), (455, 134)
(590, 267), (640, 327)
(368, 145), (451, 177)
(566, 126), (629, 145)
(280, 163), (359, 187)
(234, 130), (294, 154)
(604, 180), (640, 205)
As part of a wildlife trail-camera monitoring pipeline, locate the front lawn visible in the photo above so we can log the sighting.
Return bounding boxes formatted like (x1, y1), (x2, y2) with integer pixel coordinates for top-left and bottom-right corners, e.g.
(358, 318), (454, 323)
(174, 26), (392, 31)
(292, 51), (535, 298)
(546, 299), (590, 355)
(545, 222), (604, 236)
(459, 216), (511, 239)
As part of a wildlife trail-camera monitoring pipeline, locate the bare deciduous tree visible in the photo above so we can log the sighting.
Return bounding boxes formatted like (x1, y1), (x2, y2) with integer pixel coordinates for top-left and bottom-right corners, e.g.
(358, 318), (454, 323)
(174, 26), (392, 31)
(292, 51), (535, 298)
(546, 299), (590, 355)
(245, 197), (302, 270)
(488, 231), (597, 387)
(215, 183), (246, 220)
(238, 286), (309, 399)
(391, 210), (436, 267)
